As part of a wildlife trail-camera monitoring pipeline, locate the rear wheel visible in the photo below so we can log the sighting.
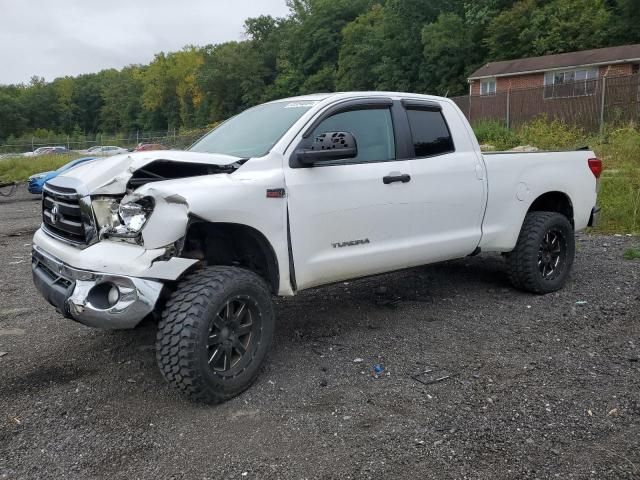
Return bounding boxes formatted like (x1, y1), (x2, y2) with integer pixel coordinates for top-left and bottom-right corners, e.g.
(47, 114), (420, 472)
(156, 266), (274, 404)
(507, 211), (575, 294)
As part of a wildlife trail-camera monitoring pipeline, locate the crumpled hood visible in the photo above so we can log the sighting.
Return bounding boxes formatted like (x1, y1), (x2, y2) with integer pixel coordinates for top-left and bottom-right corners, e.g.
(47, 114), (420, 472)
(53, 150), (242, 195)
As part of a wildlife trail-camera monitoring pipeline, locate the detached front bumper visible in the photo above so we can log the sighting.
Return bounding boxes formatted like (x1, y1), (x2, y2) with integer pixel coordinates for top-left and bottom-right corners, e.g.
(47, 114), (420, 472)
(32, 246), (163, 329)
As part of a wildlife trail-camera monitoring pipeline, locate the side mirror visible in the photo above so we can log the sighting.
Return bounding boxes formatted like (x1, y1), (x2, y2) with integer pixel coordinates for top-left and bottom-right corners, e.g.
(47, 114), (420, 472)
(297, 131), (358, 165)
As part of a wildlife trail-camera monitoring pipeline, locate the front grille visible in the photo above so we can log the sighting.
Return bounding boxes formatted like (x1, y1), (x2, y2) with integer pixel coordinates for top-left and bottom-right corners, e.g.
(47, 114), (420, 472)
(32, 255), (73, 289)
(42, 184), (89, 245)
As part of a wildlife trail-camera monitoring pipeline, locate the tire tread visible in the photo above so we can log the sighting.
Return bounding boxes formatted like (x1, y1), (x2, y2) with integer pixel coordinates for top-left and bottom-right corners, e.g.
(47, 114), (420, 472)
(156, 266), (272, 404)
(507, 211), (574, 294)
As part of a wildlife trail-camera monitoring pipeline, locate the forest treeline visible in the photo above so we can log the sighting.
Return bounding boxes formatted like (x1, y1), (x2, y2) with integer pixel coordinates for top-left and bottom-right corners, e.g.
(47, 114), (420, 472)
(1, 0), (639, 142)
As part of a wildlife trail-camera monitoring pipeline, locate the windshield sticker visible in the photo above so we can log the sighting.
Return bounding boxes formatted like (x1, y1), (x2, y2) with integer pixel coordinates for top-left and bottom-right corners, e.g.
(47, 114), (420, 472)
(284, 101), (318, 109)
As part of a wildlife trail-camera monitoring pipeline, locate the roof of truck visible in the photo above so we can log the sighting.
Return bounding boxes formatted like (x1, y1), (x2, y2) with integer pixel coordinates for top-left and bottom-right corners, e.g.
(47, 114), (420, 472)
(270, 91), (450, 103)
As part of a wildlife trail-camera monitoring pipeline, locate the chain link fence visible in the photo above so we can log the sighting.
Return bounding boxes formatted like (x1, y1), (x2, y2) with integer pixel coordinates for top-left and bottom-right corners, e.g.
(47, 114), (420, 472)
(0, 128), (211, 157)
(451, 72), (640, 132)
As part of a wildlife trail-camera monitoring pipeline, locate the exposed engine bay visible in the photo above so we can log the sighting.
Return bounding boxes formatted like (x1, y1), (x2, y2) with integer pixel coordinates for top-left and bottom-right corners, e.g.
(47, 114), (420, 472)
(126, 159), (244, 189)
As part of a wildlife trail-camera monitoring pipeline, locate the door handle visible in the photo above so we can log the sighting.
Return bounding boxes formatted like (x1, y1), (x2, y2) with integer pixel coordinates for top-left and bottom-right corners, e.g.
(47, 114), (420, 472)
(383, 174), (411, 185)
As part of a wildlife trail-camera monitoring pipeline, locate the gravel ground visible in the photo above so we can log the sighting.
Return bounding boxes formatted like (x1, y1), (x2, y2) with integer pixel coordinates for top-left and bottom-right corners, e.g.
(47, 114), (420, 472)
(1, 187), (639, 480)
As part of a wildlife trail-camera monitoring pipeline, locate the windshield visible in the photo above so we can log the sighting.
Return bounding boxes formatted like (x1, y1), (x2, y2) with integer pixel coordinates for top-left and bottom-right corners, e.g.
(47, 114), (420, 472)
(189, 100), (318, 158)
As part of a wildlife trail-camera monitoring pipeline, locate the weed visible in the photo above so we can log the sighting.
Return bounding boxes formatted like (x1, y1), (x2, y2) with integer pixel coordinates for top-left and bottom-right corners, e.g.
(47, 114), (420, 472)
(473, 120), (520, 150)
(0, 154), (81, 183)
(517, 116), (585, 151)
(623, 248), (640, 260)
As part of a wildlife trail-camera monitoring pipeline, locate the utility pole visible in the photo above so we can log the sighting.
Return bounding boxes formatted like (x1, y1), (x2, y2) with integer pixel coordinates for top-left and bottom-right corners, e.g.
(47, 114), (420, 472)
(600, 76), (607, 134)
(506, 89), (511, 129)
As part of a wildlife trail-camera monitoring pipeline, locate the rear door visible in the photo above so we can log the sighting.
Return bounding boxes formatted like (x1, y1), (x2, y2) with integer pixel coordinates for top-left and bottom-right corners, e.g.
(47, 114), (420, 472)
(284, 99), (414, 289)
(400, 99), (487, 265)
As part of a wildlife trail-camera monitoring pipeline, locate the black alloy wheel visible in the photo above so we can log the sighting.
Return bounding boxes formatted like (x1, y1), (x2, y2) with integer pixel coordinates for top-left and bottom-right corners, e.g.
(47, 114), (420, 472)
(507, 211), (575, 294)
(207, 297), (259, 373)
(537, 229), (567, 280)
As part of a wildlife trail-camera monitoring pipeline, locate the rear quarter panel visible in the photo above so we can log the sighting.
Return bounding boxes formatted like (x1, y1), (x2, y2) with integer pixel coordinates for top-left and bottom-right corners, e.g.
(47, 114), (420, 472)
(480, 151), (597, 252)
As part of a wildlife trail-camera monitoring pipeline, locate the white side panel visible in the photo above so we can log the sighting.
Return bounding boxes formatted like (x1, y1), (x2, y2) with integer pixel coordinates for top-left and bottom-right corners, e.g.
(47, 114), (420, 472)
(285, 160), (413, 289)
(480, 151), (598, 252)
(403, 101), (487, 266)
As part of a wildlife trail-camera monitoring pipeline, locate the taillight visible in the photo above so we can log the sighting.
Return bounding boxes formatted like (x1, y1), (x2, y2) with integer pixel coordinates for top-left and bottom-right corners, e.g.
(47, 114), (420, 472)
(588, 158), (603, 179)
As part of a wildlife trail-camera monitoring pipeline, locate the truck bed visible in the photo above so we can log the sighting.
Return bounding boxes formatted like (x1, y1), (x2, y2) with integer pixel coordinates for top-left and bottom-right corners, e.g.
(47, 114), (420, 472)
(478, 149), (598, 252)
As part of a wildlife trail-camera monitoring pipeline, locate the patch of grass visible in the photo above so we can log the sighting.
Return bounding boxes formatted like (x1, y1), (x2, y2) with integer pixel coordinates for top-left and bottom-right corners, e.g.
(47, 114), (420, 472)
(596, 165), (640, 234)
(0, 154), (81, 183)
(591, 126), (640, 234)
(473, 120), (520, 150)
(591, 126), (640, 171)
(623, 247), (640, 260)
(517, 116), (586, 151)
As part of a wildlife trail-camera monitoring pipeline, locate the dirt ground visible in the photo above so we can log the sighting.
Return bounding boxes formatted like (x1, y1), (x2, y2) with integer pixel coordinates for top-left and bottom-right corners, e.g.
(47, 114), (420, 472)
(1, 187), (639, 480)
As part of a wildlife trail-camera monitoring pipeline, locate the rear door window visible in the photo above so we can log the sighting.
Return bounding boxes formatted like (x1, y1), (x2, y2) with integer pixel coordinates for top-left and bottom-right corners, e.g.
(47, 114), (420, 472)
(405, 108), (455, 158)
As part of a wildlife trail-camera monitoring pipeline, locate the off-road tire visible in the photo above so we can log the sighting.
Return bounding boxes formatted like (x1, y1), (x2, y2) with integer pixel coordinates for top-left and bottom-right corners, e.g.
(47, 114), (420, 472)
(156, 266), (274, 404)
(507, 211), (575, 294)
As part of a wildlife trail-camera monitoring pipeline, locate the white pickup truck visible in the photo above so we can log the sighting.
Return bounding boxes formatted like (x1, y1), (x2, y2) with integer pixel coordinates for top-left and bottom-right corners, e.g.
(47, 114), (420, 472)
(32, 92), (601, 403)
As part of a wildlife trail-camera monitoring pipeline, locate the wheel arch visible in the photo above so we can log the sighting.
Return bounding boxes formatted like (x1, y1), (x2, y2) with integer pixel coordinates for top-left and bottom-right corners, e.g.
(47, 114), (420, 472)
(526, 191), (574, 227)
(180, 219), (280, 294)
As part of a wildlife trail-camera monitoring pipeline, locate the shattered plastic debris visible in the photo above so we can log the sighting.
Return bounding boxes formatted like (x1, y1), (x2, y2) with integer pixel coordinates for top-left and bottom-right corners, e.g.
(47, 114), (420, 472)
(372, 363), (385, 378)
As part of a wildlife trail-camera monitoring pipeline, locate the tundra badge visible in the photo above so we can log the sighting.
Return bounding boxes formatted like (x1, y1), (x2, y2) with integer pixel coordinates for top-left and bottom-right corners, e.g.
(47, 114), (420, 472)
(332, 239), (370, 249)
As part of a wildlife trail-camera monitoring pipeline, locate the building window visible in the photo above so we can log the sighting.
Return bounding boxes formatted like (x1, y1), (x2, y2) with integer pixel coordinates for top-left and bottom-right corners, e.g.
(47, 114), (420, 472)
(543, 68), (598, 99)
(480, 79), (496, 96)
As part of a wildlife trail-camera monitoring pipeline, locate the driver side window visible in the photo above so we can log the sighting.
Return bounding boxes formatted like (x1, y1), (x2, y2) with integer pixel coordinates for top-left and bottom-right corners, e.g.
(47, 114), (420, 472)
(310, 108), (396, 164)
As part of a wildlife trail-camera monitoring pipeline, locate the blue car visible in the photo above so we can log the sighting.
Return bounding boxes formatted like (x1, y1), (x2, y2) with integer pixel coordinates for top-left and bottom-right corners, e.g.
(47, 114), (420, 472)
(28, 157), (98, 194)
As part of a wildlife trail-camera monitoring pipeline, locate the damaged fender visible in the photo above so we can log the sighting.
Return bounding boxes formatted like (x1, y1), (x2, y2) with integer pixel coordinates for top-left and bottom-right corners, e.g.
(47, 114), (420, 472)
(122, 190), (190, 249)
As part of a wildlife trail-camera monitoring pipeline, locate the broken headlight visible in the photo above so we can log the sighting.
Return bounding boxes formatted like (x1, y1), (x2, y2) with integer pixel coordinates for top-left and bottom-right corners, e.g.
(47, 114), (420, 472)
(92, 196), (155, 240)
(92, 197), (121, 229)
(118, 197), (154, 233)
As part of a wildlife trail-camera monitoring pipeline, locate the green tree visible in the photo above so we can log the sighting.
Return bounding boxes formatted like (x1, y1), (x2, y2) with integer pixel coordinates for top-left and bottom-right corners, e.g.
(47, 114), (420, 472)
(336, 4), (386, 91)
(100, 67), (144, 133)
(0, 87), (27, 141)
(421, 13), (470, 96)
(53, 76), (76, 133)
(604, 0), (640, 46)
(486, 0), (611, 60)
(196, 42), (269, 123)
(278, 0), (373, 93)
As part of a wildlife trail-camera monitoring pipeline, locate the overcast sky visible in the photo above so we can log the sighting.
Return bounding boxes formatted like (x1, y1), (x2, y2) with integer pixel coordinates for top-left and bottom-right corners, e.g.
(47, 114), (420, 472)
(0, 0), (290, 85)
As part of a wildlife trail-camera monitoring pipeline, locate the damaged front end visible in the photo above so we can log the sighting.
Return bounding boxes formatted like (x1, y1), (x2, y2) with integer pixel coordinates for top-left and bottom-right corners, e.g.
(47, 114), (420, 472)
(32, 150), (246, 329)
(93, 194), (155, 243)
(77, 153), (245, 248)
(86, 155), (244, 247)
(92, 192), (189, 249)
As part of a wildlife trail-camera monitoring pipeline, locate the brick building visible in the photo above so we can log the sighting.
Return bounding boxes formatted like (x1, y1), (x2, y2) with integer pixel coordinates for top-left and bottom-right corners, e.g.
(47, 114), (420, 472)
(468, 44), (640, 98)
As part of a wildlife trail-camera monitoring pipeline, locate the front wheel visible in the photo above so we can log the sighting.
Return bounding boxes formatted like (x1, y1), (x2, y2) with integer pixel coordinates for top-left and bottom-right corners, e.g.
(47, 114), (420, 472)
(156, 266), (274, 404)
(507, 211), (575, 294)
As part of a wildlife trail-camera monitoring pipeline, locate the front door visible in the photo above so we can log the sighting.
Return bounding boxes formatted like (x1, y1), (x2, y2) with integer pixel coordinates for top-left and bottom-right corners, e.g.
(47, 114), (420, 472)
(284, 101), (413, 290)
